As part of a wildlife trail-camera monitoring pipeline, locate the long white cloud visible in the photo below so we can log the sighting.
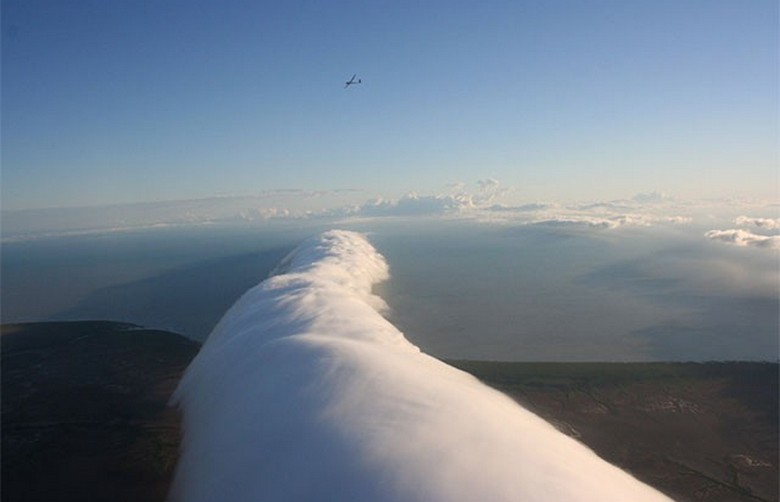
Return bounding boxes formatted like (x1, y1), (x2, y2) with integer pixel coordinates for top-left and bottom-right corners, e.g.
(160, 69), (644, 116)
(705, 229), (780, 249)
(171, 230), (672, 502)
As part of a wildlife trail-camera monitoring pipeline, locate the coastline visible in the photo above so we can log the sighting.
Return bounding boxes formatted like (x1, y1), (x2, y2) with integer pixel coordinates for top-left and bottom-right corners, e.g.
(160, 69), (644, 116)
(2, 321), (777, 502)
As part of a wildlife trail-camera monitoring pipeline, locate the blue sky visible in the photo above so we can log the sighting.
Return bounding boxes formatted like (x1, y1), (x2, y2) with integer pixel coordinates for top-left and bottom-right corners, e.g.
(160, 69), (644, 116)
(2, 0), (777, 210)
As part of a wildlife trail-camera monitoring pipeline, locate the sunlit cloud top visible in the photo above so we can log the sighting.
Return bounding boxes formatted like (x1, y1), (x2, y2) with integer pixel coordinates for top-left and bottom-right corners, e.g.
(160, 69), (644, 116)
(172, 230), (673, 501)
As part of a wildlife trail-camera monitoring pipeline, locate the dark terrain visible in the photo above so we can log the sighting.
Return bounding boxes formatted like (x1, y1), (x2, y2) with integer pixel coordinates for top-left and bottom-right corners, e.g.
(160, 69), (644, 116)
(2, 322), (199, 502)
(451, 360), (779, 502)
(2, 321), (777, 501)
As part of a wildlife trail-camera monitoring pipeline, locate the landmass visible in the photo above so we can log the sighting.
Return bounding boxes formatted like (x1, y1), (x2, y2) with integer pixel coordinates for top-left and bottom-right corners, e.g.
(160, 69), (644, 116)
(1, 321), (198, 502)
(450, 360), (778, 502)
(2, 321), (777, 501)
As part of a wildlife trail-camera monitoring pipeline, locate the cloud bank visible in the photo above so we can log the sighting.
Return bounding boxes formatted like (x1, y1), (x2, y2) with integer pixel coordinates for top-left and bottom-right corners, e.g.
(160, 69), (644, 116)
(705, 215), (780, 250)
(735, 216), (780, 230)
(352, 192), (475, 217)
(705, 229), (780, 249)
(9, 177), (773, 244)
(171, 230), (671, 502)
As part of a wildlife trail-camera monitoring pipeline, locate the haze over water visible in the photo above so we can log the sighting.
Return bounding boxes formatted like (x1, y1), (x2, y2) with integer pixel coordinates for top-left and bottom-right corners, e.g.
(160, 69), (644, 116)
(3, 208), (777, 362)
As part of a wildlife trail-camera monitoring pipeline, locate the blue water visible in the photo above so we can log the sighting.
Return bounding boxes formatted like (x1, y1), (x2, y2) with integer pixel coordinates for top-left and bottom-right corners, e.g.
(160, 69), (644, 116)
(2, 220), (777, 361)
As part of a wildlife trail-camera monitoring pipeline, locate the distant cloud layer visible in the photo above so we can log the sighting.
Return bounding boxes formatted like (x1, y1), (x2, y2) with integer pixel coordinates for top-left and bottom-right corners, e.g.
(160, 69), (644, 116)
(338, 183), (694, 231)
(3, 180), (775, 251)
(736, 216), (780, 230)
(705, 229), (780, 249)
(631, 191), (674, 204)
(171, 230), (672, 502)
(704, 215), (780, 250)
(351, 192), (474, 217)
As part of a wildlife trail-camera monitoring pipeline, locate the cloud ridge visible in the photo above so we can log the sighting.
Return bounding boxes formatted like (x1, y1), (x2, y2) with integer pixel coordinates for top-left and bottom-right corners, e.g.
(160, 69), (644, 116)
(705, 229), (780, 249)
(171, 230), (672, 502)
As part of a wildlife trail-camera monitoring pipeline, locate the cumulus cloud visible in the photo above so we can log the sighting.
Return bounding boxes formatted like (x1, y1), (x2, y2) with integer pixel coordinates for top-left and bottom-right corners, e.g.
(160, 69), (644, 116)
(446, 181), (466, 193)
(171, 230), (672, 502)
(528, 213), (676, 230)
(632, 191), (674, 204)
(355, 192), (475, 217)
(480, 196), (692, 231)
(705, 229), (780, 250)
(665, 215), (693, 224)
(530, 217), (620, 229)
(487, 202), (551, 213)
(736, 216), (780, 230)
(5, 181), (717, 242)
(475, 178), (510, 204)
(344, 180), (511, 218)
(574, 201), (633, 212)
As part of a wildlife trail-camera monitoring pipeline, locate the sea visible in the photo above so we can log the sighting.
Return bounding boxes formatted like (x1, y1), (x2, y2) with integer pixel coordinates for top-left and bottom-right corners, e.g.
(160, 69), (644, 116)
(2, 219), (778, 361)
